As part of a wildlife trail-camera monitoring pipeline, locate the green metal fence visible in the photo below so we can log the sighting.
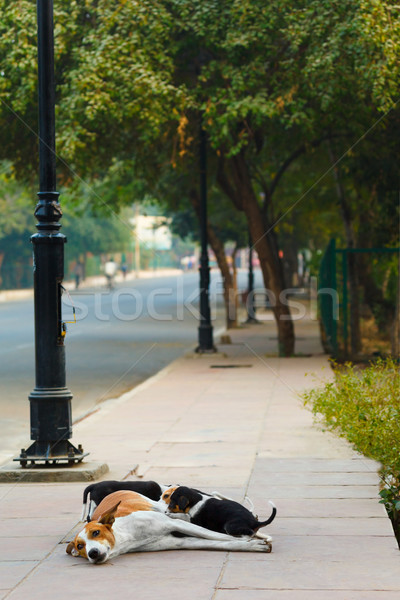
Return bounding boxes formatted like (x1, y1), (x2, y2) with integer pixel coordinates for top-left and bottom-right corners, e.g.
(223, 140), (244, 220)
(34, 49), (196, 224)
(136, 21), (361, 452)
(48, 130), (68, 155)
(318, 239), (399, 357)
(318, 239), (338, 354)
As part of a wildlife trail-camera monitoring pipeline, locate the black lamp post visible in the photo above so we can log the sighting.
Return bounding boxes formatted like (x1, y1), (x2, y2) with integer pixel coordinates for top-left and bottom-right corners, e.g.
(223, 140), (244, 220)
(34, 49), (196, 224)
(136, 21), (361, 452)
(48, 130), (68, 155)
(196, 123), (216, 353)
(15, 0), (87, 467)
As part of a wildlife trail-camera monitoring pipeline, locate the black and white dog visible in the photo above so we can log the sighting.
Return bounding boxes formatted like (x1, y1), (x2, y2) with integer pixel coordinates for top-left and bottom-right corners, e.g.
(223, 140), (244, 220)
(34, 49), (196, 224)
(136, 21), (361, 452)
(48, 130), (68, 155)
(162, 486), (276, 540)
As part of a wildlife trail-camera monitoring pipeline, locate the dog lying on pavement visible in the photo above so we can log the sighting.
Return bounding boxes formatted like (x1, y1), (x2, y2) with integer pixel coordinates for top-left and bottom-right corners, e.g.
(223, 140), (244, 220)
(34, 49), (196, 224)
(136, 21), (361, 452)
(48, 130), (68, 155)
(67, 490), (272, 563)
(162, 486), (276, 540)
(80, 480), (170, 521)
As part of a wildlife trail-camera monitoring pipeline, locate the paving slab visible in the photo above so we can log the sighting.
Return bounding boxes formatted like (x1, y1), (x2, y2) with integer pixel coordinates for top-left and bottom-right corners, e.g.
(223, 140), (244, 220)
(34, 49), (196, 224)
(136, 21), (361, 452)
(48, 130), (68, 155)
(215, 592), (400, 600)
(0, 562), (39, 589)
(249, 457), (380, 472)
(0, 483), (85, 518)
(266, 516), (395, 538)
(257, 432), (362, 458)
(249, 471), (380, 486)
(250, 485), (379, 499)
(250, 498), (386, 519)
(160, 422), (259, 443)
(220, 552), (400, 591)
(7, 544), (226, 600)
(226, 534), (399, 562)
(0, 517), (78, 538)
(145, 441), (257, 469)
(144, 465), (253, 488)
(2, 536), (63, 561)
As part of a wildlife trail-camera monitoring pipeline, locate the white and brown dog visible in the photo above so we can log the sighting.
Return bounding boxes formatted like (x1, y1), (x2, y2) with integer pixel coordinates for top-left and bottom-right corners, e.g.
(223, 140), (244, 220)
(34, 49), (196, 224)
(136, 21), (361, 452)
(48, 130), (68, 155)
(66, 490), (272, 563)
(80, 479), (169, 521)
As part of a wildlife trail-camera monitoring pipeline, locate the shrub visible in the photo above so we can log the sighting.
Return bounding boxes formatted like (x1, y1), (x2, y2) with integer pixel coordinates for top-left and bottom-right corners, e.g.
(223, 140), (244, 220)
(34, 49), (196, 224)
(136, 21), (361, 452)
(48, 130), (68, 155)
(303, 358), (400, 544)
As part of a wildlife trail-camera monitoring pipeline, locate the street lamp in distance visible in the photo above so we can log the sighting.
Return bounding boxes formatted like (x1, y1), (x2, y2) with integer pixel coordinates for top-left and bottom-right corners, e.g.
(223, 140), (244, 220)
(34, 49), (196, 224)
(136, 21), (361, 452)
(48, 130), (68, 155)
(196, 123), (216, 353)
(245, 230), (261, 324)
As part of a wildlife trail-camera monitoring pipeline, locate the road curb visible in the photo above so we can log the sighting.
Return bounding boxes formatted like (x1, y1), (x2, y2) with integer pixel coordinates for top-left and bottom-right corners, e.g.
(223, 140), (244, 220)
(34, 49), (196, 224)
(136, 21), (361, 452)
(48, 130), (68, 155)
(0, 460), (109, 483)
(0, 269), (185, 303)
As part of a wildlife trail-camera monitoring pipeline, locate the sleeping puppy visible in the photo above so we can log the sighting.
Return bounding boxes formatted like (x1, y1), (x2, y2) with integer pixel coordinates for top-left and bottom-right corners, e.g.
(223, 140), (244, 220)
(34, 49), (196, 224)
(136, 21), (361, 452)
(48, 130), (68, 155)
(81, 480), (169, 521)
(162, 486), (276, 540)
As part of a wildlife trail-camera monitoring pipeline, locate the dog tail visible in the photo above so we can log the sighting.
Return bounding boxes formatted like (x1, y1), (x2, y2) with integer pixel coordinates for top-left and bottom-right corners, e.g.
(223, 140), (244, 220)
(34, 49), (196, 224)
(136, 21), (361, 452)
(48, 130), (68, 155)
(81, 484), (95, 521)
(81, 502), (87, 522)
(244, 495), (254, 513)
(258, 501), (277, 528)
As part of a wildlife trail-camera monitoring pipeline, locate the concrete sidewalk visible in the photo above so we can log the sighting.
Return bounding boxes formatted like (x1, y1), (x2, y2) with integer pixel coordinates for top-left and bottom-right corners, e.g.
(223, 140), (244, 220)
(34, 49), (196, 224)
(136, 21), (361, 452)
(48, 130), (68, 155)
(0, 315), (398, 599)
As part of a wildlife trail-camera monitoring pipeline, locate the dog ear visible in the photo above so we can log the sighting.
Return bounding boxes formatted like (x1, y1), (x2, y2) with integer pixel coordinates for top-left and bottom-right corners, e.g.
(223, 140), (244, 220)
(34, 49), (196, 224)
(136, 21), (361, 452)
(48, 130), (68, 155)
(162, 486), (178, 504)
(178, 496), (190, 511)
(66, 541), (79, 556)
(98, 501), (121, 527)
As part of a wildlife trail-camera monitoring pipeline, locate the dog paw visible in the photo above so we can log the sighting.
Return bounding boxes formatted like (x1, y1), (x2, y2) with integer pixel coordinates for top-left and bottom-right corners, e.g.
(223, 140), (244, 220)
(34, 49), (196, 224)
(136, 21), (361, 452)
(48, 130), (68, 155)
(261, 539), (272, 552)
(250, 538), (272, 552)
(256, 532), (273, 543)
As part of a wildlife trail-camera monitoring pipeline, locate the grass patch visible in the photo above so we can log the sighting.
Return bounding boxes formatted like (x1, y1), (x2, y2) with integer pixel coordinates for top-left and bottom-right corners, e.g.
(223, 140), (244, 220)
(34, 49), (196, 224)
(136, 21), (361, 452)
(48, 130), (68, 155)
(303, 358), (400, 545)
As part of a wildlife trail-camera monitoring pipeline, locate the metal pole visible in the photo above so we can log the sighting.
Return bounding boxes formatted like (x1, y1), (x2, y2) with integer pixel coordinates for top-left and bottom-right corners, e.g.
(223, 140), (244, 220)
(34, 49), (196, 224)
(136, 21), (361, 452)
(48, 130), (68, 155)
(15, 0), (87, 467)
(245, 230), (259, 323)
(331, 238), (338, 356)
(196, 123), (215, 353)
(134, 203), (140, 277)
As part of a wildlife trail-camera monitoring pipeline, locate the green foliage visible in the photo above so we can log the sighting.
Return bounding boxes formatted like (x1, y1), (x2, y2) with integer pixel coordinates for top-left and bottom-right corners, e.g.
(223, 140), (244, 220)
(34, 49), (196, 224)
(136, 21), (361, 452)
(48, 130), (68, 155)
(303, 359), (400, 542)
(0, 166), (132, 288)
(0, 0), (182, 179)
(63, 209), (131, 262)
(0, 165), (33, 239)
(2, 1), (399, 177)
(58, 0), (181, 174)
(303, 359), (400, 470)
(379, 475), (400, 546)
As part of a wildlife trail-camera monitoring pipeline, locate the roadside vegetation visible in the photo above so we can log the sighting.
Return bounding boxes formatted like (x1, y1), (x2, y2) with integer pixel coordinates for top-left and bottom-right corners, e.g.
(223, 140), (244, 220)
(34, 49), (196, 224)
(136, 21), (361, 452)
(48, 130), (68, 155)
(303, 359), (400, 544)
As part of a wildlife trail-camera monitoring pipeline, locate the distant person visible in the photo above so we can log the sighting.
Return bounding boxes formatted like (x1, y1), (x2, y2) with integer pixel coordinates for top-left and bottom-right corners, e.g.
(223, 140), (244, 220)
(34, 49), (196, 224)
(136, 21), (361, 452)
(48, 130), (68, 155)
(121, 261), (127, 279)
(104, 257), (117, 289)
(74, 260), (84, 289)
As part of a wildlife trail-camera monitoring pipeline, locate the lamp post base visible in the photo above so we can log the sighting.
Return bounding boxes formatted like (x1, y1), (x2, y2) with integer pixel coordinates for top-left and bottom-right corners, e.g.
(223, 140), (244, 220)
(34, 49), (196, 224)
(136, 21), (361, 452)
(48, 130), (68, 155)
(195, 345), (217, 354)
(245, 316), (263, 324)
(13, 440), (88, 468)
(196, 322), (216, 354)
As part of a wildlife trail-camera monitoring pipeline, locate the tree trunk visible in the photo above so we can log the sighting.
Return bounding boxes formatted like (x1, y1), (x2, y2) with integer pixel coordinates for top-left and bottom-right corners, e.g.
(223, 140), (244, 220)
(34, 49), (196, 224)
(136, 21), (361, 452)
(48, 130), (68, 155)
(218, 152), (295, 356)
(245, 197), (295, 355)
(328, 142), (361, 357)
(231, 243), (240, 327)
(209, 230), (237, 329)
(189, 190), (237, 329)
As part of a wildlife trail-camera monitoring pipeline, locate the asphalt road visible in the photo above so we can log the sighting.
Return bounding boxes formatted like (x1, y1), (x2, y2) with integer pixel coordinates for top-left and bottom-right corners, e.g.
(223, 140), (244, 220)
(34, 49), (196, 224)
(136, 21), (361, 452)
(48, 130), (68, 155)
(0, 269), (259, 462)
